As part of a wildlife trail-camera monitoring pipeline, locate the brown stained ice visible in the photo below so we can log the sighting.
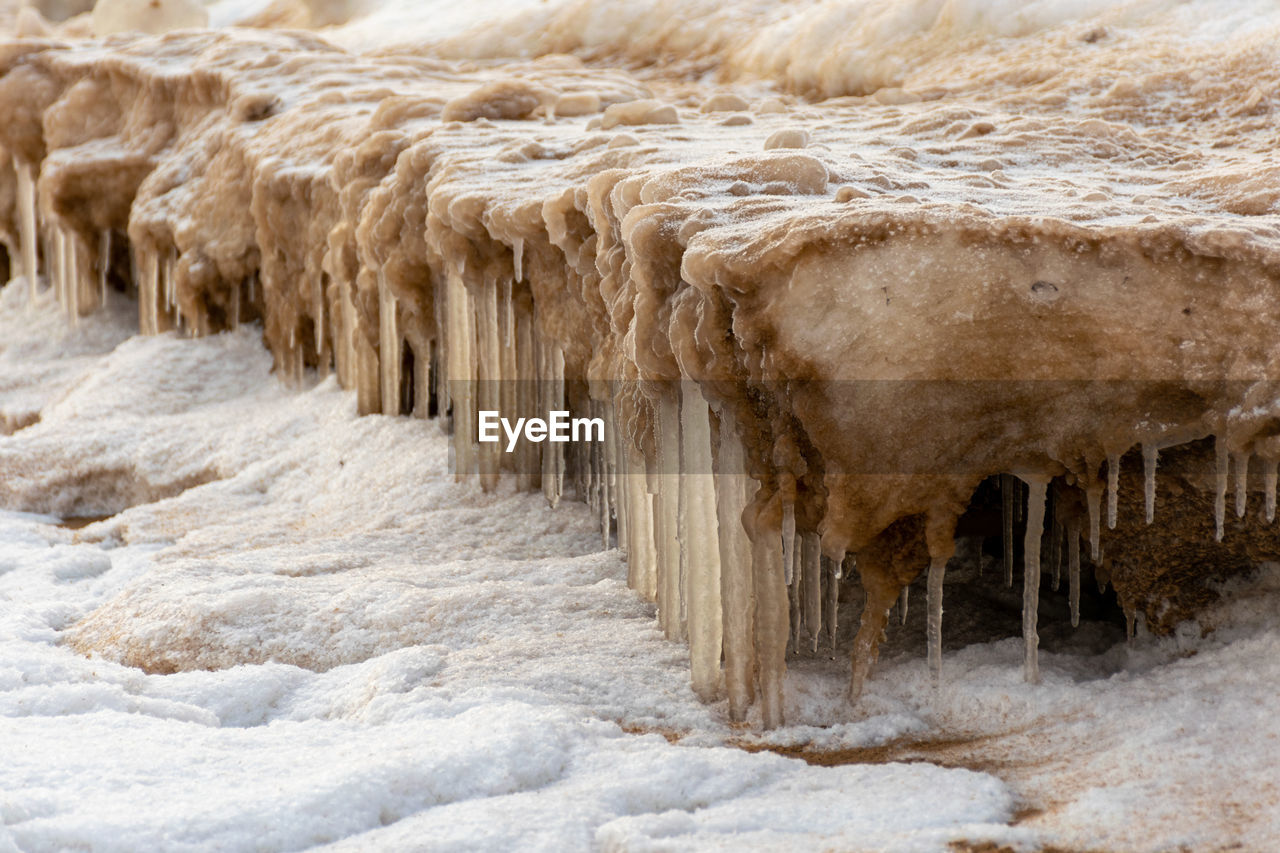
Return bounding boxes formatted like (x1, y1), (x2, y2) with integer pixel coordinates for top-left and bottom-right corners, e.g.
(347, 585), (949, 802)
(2, 11), (1278, 728)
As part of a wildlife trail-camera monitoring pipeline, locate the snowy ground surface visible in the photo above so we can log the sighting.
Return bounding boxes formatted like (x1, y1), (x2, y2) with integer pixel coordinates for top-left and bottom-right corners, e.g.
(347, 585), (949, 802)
(2, 280), (1279, 851)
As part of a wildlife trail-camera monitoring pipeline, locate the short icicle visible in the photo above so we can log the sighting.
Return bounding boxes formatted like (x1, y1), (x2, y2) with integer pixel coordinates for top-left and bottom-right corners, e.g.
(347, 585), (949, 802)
(899, 585), (909, 626)
(1142, 444), (1158, 524)
(1107, 453), (1120, 530)
(1214, 437), (1229, 542)
(1234, 452), (1249, 518)
(1264, 458), (1278, 523)
(98, 230), (111, 308)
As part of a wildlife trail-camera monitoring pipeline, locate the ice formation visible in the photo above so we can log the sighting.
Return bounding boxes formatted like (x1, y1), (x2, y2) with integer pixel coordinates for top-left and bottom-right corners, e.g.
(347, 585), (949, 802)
(1, 0), (1279, 728)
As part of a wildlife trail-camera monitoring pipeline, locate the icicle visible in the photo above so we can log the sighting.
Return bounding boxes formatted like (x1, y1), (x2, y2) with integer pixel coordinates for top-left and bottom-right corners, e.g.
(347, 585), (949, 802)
(1214, 437), (1228, 542)
(825, 554), (841, 651)
(71, 232), (83, 323)
(1106, 453), (1120, 529)
(15, 158), (38, 304)
(678, 384), (722, 701)
(230, 282), (241, 331)
(597, 401), (611, 548)
(540, 338), (565, 506)
(476, 281), (501, 491)
(1234, 452), (1249, 519)
(1086, 483), (1102, 561)
(163, 252), (176, 316)
(1021, 475), (1048, 684)
(53, 227), (66, 310)
(1068, 521), (1081, 628)
(1050, 492), (1061, 592)
(789, 545), (802, 653)
(781, 501), (796, 586)
(715, 413), (755, 721)
(609, 404), (625, 546)
(655, 390), (683, 641)
(1142, 444), (1158, 524)
(926, 555), (946, 683)
(378, 271), (402, 416)
(98, 230), (111, 309)
(1051, 523), (1062, 593)
(803, 533), (822, 651)
(899, 585), (908, 626)
(752, 509), (788, 729)
(512, 238), (524, 283)
(1126, 609), (1136, 645)
(514, 310), (537, 491)
(1001, 474), (1014, 588)
(308, 275), (320, 358)
(501, 278), (514, 347)
(1265, 458), (1277, 523)
(628, 446), (658, 601)
(447, 268), (475, 479)
(139, 251), (159, 335)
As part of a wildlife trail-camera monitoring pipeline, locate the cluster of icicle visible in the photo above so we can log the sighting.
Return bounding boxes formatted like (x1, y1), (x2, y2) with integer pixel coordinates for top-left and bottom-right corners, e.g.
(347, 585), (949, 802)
(3, 26), (1280, 729)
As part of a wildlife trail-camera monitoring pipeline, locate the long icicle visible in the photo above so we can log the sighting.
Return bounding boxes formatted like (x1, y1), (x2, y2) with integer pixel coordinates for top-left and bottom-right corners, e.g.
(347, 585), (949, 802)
(1068, 520), (1081, 628)
(926, 555), (946, 683)
(678, 384), (722, 701)
(715, 413), (755, 721)
(1086, 483), (1102, 561)
(781, 501), (796, 587)
(1050, 492), (1062, 592)
(753, 504), (788, 729)
(803, 532), (822, 652)
(476, 280), (501, 491)
(825, 554), (841, 652)
(1021, 475), (1049, 684)
(655, 390), (683, 641)
(15, 158), (38, 305)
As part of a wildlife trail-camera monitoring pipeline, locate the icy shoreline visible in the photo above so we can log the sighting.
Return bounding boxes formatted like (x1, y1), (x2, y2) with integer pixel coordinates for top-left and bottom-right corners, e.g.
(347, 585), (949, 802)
(4, 279), (1280, 850)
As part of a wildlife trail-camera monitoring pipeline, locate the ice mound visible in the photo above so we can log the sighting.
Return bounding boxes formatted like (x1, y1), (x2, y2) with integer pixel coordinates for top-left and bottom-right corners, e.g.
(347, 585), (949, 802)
(1, 0), (1278, 727)
(90, 0), (208, 36)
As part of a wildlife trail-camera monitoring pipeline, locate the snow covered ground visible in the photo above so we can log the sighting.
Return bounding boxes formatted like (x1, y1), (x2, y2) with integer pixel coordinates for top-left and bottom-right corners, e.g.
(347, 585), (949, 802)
(2, 278), (1279, 851)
